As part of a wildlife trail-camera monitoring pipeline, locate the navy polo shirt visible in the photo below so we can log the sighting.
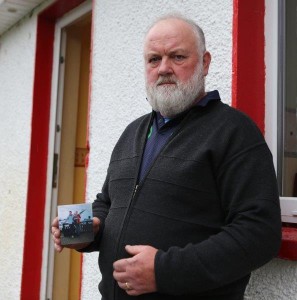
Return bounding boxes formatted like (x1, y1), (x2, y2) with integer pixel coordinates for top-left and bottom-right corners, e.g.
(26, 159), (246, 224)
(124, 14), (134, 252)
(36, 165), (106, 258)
(138, 90), (221, 182)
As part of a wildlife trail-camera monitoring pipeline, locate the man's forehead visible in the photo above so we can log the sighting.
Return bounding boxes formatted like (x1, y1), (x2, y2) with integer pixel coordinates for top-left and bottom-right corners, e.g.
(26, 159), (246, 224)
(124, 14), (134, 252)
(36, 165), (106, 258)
(147, 34), (178, 43)
(145, 19), (195, 46)
(145, 35), (180, 50)
(147, 21), (179, 36)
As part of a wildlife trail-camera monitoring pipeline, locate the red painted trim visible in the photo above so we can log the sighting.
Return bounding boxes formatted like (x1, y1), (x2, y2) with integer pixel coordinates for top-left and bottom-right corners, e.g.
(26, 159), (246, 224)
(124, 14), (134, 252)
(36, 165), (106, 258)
(21, 1), (87, 299)
(232, 0), (265, 134)
(20, 15), (54, 300)
(41, 0), (87, 20)
(278, 227), (297, 261)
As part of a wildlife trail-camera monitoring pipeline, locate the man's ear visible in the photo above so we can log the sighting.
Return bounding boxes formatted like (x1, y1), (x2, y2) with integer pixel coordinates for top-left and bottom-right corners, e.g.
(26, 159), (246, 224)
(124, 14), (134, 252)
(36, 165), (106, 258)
(202, 51), (211, 76)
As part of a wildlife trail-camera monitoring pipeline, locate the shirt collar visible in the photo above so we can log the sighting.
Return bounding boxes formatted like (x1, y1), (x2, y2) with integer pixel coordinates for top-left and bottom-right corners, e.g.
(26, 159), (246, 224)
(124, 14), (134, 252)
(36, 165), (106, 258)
(197, 90), (221, 107)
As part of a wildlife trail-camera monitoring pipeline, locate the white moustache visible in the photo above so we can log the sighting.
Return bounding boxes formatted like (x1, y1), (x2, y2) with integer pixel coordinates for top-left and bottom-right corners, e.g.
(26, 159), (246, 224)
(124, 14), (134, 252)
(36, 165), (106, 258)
(156, 76), (177, 86)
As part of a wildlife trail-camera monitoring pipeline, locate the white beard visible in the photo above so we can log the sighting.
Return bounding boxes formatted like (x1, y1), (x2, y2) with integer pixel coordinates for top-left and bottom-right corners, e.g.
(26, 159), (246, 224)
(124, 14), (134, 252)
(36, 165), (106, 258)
(145, 63), (205, 118)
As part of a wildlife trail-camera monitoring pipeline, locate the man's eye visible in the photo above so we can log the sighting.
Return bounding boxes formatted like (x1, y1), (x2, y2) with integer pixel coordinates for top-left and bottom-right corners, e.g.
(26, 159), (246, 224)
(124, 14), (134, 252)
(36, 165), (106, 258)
(174, 55), (185, 61)
(148, 57), (160, 64)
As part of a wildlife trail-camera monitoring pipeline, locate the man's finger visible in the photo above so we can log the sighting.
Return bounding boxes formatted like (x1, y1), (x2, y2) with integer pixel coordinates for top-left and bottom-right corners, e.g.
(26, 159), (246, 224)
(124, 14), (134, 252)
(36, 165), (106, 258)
(53, 229), (60, 238)
(54, 243), (63, 252)
(51, 216), (59, 227)
(113, 258), (128, 272)
(113, 269), (127, 282)
(125, 245), (147, 256)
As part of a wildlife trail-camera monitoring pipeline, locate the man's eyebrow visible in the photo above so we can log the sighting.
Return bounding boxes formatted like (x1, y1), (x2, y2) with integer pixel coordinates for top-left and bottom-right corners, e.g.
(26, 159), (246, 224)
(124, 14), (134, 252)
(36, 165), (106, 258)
(145, 48), (188, 57)
(168, 49), (189, 55)
(145, 51), (160, 56)
(144, 52), (162, 60)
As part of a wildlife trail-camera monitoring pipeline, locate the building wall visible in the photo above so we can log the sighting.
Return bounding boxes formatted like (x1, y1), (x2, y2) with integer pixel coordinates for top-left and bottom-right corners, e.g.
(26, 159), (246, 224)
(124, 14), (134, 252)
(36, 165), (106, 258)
(246, 259), (297, 299)
(0, 0), (296, 299)
(0, 16), (37, 299)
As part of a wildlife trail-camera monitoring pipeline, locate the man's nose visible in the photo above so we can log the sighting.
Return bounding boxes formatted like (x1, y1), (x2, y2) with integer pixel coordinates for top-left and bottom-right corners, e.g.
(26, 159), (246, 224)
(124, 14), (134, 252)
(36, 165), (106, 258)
(158, 57), (173, 76)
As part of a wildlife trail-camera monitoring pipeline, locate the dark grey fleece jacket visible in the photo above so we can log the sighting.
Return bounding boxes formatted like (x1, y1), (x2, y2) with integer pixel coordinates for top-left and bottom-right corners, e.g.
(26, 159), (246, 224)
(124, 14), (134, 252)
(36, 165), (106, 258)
(83, 100), (281, 300)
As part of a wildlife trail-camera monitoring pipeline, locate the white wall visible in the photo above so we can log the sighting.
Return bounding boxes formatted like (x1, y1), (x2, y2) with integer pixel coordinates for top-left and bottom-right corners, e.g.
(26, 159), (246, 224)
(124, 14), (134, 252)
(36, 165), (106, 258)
(1, 0), (295, 299)
(245, 259), (297, 299)
(83, 0), (233, 299)
(0, 16), (37, 299)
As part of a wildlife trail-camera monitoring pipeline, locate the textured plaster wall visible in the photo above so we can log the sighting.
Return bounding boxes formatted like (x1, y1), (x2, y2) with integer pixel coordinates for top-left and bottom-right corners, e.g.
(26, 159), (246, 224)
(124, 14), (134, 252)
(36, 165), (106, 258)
(0, 1), (295, 300)
(83, 0), (233, 299)
(0, 16), (37, 299)
(245, 259), (297, 300)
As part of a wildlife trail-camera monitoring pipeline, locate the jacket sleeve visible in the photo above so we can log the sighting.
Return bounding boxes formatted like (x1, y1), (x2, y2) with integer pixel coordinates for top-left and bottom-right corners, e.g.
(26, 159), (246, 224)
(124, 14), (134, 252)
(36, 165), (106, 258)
(154, 121), (282, 295)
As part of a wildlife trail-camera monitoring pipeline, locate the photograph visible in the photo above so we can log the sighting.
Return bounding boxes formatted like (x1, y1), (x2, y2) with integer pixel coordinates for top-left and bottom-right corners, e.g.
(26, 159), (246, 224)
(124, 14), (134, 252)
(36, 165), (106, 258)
(58, 203), (94, 246)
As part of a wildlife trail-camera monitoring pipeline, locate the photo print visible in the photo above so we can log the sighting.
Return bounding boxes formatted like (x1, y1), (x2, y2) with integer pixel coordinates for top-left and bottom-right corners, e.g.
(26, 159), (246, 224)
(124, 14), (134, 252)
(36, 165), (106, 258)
(58, 203), (94, 246)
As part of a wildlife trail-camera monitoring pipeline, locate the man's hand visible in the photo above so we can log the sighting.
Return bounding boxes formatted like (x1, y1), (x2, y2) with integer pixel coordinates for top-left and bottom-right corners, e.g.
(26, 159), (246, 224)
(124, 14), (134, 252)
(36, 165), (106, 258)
(113, 245), (158, 296)
(51, 216), (100, 252)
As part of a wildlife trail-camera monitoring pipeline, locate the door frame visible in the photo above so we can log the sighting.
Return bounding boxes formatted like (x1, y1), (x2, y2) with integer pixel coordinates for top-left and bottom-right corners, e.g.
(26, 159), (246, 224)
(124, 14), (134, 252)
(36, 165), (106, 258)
(44, 3), (92, 299)
(20, 1), (92, 299)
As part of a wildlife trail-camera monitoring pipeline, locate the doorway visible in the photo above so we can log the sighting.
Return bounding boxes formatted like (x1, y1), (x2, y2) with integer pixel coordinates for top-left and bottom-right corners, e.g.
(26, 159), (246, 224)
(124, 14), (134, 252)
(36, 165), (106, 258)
(47, 11), (92, 300)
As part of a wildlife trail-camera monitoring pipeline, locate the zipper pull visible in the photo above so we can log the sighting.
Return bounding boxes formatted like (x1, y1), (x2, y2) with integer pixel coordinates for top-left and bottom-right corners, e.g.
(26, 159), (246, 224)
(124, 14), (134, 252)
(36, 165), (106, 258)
(132, 185), (139, 198)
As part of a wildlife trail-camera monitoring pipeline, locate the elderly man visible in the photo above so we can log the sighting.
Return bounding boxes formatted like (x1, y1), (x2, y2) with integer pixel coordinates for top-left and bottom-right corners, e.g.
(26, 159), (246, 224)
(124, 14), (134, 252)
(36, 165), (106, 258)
(52, 15), (281, 300)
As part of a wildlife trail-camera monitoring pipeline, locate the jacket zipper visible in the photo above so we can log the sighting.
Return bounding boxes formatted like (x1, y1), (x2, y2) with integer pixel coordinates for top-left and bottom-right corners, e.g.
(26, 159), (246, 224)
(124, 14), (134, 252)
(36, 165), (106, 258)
(112, 109), (196, 299)
(112, 114), (154, 300)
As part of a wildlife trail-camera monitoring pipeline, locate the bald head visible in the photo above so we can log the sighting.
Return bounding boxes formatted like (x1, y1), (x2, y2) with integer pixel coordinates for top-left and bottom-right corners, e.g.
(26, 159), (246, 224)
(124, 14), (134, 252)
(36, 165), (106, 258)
(145, 15), (206, 57)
